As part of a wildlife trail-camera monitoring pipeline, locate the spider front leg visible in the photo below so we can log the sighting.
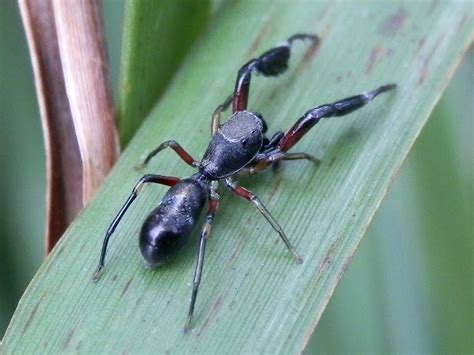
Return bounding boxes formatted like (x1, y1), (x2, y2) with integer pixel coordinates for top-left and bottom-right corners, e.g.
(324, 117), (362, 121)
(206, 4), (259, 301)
(278, 84), (397, 152)
(224, 177), (302, 262)
(243, 84), (396, 174)
(184, 181), (220, 333)
(136, 140), (198, 170)
(233, 33), (319, 112)
(92, 174), (181, 281)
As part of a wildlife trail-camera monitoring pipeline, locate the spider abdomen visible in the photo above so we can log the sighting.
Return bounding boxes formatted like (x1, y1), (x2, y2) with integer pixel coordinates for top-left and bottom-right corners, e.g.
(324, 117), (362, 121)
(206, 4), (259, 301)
(139, 179), (208, 268)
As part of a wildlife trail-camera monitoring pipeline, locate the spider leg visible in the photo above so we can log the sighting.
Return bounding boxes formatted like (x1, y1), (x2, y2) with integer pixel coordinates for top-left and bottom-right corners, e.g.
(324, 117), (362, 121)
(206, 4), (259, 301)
(211, 94), (233, 135)
(184, 182), (220, 333)
(241, 84), (396, 174)
(261, 131), (284, 152)
(233, 33), (319, 112)
(224, 177), (302, 262)
(136, 140), (198, 169)
(92, 174), (181, 281)
(277, 152), (320, 164)
(243, 151), (320, 175)
(278, 84), (397, 152)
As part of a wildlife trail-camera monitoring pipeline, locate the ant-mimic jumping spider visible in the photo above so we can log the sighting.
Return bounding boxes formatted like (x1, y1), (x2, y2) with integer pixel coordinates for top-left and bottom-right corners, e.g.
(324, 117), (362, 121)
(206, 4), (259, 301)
(92, 33), (396, 332)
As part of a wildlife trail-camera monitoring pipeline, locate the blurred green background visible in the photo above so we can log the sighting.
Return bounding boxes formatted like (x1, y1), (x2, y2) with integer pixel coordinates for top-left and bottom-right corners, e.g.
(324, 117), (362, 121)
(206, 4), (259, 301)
(1, 1), (472, 352)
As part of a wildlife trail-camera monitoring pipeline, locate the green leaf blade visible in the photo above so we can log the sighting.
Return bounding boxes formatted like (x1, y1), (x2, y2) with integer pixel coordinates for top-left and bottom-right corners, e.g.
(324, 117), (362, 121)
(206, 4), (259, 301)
(2, 1), (473, 353)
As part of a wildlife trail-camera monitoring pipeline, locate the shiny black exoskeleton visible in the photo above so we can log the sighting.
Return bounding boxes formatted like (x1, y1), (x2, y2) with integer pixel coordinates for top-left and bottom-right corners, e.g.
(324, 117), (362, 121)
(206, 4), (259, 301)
(200, 111), (264, 178)
(92, 33), (396, 332)
(139, 177), (208, 268)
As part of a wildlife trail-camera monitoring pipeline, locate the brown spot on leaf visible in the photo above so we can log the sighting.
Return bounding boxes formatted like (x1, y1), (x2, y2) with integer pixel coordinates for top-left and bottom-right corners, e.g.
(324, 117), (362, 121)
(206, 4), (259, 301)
(121, 277), (133, 298)
(292, 39), (321, 79)
(268, 87), (279, 102)
(319, 238), (341, 273)
(378, 8), (408, 37)
(76, 340), (83, 352)
(365, 45), (385, 74)
(417, 38), (440, 85)
(416, 37), (426, 55)
(281, 44), (321, 90)
(22, 301), (40, 335)
(135, 296), (143, 307)
(303, 40), (320, 63)
(61, 328), (75, 350)
(227, 238), (245, 266)
(198, 295), (224, 335)
(246, 19), (273, 57)
(337, 255), (354, 283)
(267, 177), (282, 201)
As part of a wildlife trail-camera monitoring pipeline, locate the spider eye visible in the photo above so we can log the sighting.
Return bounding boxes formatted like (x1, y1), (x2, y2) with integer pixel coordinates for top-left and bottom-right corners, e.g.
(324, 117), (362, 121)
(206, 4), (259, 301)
(240, 137), (248, 145)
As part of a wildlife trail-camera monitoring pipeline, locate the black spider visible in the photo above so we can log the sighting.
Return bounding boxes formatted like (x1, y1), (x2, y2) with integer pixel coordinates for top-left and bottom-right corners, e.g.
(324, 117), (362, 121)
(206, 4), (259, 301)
(92, 33), (396, 332)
